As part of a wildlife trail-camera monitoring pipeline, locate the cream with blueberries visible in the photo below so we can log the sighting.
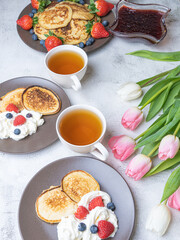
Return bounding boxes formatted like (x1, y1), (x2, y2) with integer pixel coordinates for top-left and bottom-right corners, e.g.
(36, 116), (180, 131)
(57, 191), (118, 240)
(0, 104), (44, 141)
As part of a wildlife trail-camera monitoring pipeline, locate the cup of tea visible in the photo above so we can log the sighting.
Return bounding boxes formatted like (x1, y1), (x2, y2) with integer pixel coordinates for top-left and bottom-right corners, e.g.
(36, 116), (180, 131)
(56, 105), (109, 161)
(45, 45), (88, 91)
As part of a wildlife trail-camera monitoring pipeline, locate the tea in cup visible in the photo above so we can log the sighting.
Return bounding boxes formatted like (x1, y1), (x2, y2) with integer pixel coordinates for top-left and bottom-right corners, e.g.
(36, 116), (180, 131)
(56, 105), (109, 161)
(45, 45), (88, 91)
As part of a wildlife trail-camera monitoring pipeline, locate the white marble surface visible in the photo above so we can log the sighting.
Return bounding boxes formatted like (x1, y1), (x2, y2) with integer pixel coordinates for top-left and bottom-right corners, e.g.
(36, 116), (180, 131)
(0, 0), (180, 239)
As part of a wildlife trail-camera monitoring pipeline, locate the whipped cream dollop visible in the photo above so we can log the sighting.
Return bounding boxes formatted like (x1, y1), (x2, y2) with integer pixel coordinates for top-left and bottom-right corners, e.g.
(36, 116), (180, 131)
(0, 109), (44, 141)
(57, 191), (118, 240)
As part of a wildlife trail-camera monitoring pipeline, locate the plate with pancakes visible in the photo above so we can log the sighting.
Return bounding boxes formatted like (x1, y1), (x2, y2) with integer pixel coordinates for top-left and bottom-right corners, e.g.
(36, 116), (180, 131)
(18, 156), (135, 240)
(17, 1), (115, 53)
(0, 76), (70, 153)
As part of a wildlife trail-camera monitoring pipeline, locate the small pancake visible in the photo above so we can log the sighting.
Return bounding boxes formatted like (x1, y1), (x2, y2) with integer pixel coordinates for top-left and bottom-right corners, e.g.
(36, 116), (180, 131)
(58, 1), (94, 20)
(34, 23), (49, 40)
(36, 186), (77, 223)
(53, 19), (89, 44)
(38, 4), (72, 29)
(0, 88), (25, 112)
(62, 170), (100, 203)
(22, 86), (61, 115)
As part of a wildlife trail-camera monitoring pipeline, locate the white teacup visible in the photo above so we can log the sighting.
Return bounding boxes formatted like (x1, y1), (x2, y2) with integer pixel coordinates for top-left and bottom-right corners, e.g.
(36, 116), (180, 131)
(45, 45), (88, 91)
(56, 105), (109, 161)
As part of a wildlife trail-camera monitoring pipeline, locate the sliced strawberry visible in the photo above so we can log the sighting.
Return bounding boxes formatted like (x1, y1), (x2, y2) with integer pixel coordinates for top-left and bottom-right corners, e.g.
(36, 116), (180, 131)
(95, 0), (114, 17)
(89, 196), (104, 211)
(98, 220), (115, 239)
(6, 104), (19, 113)
(13, 115), (26, 126)
(74, 206), (89, 220)
(16, 15), (33, 30)
(45, 36), (62, 51)
(91, 22), (109, 39)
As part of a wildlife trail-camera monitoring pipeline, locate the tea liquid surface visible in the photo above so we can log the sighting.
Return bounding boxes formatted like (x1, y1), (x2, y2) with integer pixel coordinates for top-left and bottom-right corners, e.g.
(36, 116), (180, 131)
(59, 110), (103, 145)
(48, 51), (84, 75)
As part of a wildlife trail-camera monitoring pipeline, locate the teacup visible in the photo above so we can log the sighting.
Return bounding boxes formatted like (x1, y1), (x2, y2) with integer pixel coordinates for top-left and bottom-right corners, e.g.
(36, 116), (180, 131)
(45, 45), (88, 91)
(56, 105), (109, 161)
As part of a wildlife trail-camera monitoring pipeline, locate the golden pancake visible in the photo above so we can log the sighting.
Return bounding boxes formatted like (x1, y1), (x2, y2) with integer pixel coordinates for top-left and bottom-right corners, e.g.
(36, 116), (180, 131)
(36, 186), (77, 223)
(22, 86), (61, 115)
(38, 4), (72, 29)
(34, 23), (49, 40)
(0, 88), (25, 112)
(53, 19), (89, 44)
(62, 170), (100, 203)
(58, 1), (94, 20)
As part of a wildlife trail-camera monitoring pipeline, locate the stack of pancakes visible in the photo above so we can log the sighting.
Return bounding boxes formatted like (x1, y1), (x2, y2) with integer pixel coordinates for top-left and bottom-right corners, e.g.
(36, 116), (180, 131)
(34, 1), (95, 44)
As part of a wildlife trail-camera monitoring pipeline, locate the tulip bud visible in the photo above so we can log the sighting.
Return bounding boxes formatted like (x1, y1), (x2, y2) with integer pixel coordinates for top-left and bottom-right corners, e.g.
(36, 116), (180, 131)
(108, 135), (136, 161)
(158, 135), (180, 161)
(125, 154), (152, 181)
(117, 82), (142, 101)
(121, 107), (143, 131)
(168, 187), (180, 211)
(146, 204), (171, 236)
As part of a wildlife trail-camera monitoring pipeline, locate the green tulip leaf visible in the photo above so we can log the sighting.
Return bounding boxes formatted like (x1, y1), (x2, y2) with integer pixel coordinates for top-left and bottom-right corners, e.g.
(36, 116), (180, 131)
(127, 50), (180, 61)
(161, 165), (180, 202)
(146, 84), (172, 121)
(163, 83), (180, 112)
(144, 151), (180, 178)
(141, 142), (159, 157)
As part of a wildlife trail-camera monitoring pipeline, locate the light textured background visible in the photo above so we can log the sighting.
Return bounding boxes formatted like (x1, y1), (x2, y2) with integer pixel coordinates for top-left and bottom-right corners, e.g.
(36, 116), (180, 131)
(0, 0), (180, 239)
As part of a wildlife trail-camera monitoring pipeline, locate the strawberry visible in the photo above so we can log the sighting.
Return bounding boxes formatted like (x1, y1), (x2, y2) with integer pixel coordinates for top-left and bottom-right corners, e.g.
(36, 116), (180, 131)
(89, 196), (104, 210)
(13, 115), (26, 126)
(16, 15), (33, 30)
(98, 220), (115, 239)
(91, 23), (109, 39)
(6, 104), (19, 113)
(95, 0), (114, 17)
(74, 206), (89, 220)
(45, 36), (63, 51)
(31, 0), (39, 9)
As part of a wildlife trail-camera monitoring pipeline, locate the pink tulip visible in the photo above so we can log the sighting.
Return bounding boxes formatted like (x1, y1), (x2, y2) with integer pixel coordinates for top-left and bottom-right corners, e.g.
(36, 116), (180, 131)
(158, 135), (180, 161)
(108, 135), (136, 161)
(121, 107), (143, 130)
(168, 187), (180, 211)
(125, 154), (152, 181)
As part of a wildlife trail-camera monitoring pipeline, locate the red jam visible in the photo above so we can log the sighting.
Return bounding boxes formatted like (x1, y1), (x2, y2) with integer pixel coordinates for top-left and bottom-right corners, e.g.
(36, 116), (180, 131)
(114, 6), (164, 40)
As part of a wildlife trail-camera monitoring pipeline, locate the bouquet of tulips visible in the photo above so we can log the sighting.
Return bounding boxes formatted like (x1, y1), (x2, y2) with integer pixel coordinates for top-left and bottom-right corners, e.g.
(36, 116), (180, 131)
(110, 63), (180, 236)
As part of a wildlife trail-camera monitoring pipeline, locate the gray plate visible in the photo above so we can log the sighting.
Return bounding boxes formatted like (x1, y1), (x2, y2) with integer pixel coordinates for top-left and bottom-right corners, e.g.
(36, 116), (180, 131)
(18, 156), (135, 240)
(0, 76), (70, 154)
(17, 2), (115, 53)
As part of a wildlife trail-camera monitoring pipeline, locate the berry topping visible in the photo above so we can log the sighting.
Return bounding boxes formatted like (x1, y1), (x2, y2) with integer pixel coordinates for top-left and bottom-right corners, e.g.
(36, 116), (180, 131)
(16, 15), (33, 30)
(32, 8), (37, 14)
(86, 40), (92, 46)
(78, 222), (86, 232)
(45, 35), (62, 51)
(40, 40), (45, 45)
(79, 42), (85, 48)
(89, 196), (104, 211)
(90, 225), (98, 234)
(32, 34), (38, 41)
(102, 20), (109, 27)
(29, 28), (34, 34)
(14, 129), (21, 135)
(89, 37), (95, 43)
(57, 0), (63, 2)
(107, 202), (116, 211)
(13, 115), (26, 126)
(91, 23), (109, 39)
(6, 113), (13, 119)
(79, 0), (85, 5)
(6, 104), (19, 113)
(75, 206), (89, 220)
(95, 0), (114, 17)
(98, 220), (115, 239)
(29, 12), (34, 18)
(26, 113), (33, 118)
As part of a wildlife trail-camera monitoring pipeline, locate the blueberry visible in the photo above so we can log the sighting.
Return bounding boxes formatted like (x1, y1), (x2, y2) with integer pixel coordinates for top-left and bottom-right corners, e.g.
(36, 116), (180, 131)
(14, 128), (21, 135)
(79, 42), (85, 48)
(88, 37), (95, 44)
(6, 113), (13, 119)
(26, 113), (32, 118)
(79, 0), (85, 5)
(57, 0), (63, 2)
(43, 41), (46, 48)
(90, 225), (98, 234)
(78, 223), (86, 232)
(40, 40), (45, 46)
(32, 8), (37, 14)
(102, 20), (109, 27)
(107, 202), (116, 211)
(32, 34), (38, 41)
(86, 40), (92, 46)
(29, 12), (34, 18)
(29, 28), (34, 34)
